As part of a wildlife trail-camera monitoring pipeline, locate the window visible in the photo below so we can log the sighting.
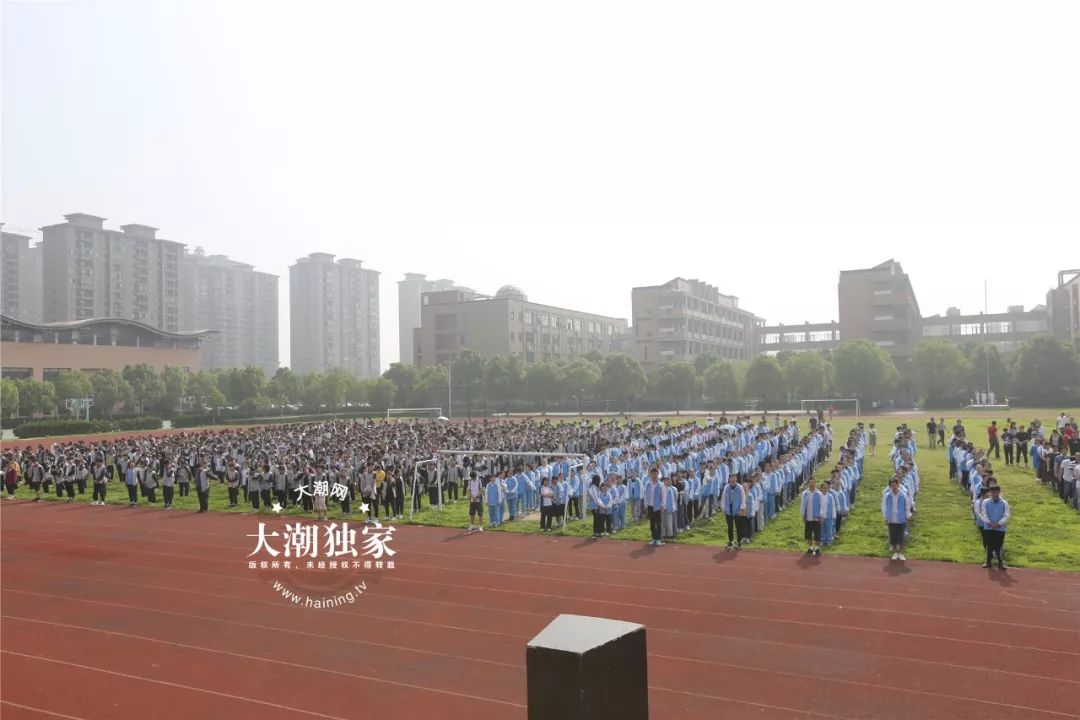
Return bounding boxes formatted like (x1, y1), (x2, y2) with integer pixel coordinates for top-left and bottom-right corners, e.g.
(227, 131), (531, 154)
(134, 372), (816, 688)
(523, 311), (533, 324)
(874, 314), (894, 321)
(873, 289), (891, 296)
(875, 340), (895, 347)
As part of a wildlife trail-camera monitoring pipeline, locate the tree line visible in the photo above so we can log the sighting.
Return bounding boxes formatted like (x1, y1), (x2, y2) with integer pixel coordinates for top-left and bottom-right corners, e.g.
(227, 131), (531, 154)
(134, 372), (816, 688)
(1, 334), (1077, 420)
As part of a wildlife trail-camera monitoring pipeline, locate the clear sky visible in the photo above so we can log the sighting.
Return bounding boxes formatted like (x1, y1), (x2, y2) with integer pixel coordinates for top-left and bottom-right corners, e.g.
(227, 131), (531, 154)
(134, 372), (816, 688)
(4, 0), (1078, 371)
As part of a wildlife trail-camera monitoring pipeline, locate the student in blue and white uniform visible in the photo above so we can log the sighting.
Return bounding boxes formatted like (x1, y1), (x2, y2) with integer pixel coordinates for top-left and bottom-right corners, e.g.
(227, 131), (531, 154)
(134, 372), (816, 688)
(588, 475), (609, 539)
(977, 484), (1010, 569)
(486, 475), (503, 528)
(881, 476), (911, 561)
(801, 478), (824, 556)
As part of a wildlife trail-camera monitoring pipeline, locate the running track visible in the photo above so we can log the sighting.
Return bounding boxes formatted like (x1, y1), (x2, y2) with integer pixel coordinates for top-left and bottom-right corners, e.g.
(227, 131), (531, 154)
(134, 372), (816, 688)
(2, 501), (1078, 720)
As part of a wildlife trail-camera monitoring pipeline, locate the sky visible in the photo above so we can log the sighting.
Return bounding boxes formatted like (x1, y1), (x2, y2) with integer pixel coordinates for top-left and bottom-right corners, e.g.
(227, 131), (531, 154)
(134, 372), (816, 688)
(3, 0), (1078, 371)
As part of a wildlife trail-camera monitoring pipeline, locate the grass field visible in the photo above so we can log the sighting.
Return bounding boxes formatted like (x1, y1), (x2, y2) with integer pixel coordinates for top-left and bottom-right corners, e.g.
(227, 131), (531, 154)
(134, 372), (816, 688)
(7, 409), (1080, 571)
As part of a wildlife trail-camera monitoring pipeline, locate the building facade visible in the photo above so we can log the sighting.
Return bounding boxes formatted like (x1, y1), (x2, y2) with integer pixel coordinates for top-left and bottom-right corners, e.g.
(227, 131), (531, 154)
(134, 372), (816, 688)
(632, 277), (760, 369)
(920, 305), (1050, 353)
(40, 214), (183, 332)
(1047, 270), (1080, 344)
(398, 273), (458, 365)
(417, 285), (629, 368)
(1, 230), (42, 322)
(1, 314), (212, 382)
(757, 321), (841, 355)
(289, 253), (380, 377)
(837, 259), (921, 362)
(179, 249), (279, 376)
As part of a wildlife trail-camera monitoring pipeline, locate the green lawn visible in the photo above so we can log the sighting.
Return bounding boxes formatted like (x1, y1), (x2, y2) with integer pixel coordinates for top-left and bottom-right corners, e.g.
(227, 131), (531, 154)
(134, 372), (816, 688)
(10, 410), (1080, 571)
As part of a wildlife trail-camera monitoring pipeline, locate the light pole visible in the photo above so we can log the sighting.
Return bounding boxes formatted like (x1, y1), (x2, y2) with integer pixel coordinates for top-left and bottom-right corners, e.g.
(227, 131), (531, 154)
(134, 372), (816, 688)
(443, 360), (456, 419)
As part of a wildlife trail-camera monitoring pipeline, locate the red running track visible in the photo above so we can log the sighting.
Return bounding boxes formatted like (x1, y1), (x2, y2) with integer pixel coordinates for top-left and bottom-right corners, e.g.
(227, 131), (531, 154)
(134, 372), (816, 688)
(2, 500), (1079, 720)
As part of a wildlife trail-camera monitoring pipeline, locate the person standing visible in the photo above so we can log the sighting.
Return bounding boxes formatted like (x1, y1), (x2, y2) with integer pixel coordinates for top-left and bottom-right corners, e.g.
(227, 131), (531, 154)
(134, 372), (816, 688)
(1015, 426), (1030, 467)
(881, 477), (911, 561)
(194, 461), (211, 513)
(800, 478), (824, 556)
(225, 462), (241, 507)
(720, 471), (743, 550)
(160, 459), (175, 509)
(140, 460), (158, 505)
(466, 471), (484, 532)
(987, 421), (1001, 460)
(926, 418), (937, 449)
(124, 461), (139, 506)
(538, 476), (554, 531)
(977, 484), (1010, 569)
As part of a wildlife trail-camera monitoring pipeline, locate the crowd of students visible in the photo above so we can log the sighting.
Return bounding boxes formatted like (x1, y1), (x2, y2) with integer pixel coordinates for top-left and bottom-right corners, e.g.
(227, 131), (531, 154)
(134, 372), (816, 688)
(946, 420), (1011, 569)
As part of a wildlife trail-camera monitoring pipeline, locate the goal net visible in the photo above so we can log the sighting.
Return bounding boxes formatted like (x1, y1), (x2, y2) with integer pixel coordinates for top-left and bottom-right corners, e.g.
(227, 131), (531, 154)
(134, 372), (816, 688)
(409, 450), (589, 534)
(800, 398), (860, 418)
(386, 407), (443, 420)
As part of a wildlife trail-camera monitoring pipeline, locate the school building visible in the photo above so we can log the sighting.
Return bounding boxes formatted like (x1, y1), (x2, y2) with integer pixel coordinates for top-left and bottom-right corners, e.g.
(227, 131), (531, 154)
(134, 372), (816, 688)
(0, 314), (215, 382)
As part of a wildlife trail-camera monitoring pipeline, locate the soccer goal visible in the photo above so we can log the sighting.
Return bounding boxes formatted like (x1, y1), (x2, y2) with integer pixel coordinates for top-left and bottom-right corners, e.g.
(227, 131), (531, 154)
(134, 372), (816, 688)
(386, 407), (443, 420)
(800, 398), (860, 418)
(409, 450), (589, 534)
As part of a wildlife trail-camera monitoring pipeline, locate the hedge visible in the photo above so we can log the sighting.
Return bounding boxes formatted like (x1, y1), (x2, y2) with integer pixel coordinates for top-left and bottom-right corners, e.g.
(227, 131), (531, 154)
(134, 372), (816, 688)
(12, 416), (163, 439)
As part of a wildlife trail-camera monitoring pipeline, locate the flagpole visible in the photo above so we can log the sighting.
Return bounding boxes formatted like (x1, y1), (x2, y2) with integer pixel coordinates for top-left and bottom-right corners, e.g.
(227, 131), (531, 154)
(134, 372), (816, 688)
(984, 279), (991, 401)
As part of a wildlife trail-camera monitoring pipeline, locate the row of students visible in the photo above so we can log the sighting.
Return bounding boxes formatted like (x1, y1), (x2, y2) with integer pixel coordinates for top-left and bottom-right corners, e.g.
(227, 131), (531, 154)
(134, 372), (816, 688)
(950, 427), (1013, 569)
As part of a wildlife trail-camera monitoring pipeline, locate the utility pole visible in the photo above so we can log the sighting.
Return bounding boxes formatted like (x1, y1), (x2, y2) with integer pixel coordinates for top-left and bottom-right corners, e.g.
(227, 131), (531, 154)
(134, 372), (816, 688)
(443, 360), (456, 419)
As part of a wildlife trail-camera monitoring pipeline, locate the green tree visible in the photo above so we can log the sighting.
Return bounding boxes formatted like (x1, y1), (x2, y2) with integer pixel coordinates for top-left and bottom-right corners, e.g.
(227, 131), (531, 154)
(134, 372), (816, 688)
(744, 355), (785, 408)
(300, 372), (324, 410)
(833, 339), (899, 404)
(561, 358), (601, 411)
(346, 375), (368, 406)
(783, 352), (829, 400)
(160, 366), (189, 413)
(910, 340), (970, 406)
(1, 378), (19, 418)
(267, 367), (302, 404)
(1011, 336), (1080, 405)
(382, 363), (419, 406)
(220, 366), (266, 405)
(91, 370), (130, 418)
(961, 344), (1012, 399)
(364, 377), (397, 409)
(16, 379), (57, 416)
(525, 362), (563, 411)
(188, 370), (220, 407)
(53, 370), (94, 406)
(702, 359), (740, 407)
(123, 363), (165, 413)
(694, 352), (719, 376)
(485, 355), (525, 409)
(649, 362), (698, 410)
(452, 350), (487, 411)
(597, 353), (647, 402)
(320, 368), (351, 411)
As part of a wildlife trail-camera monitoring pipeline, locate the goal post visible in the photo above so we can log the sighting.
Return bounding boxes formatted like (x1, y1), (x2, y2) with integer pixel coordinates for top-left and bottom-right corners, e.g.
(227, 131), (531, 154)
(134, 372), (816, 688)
(386, 407), (443, 420)
(410, 450), (589, 534)
(800, 398), (860, 418)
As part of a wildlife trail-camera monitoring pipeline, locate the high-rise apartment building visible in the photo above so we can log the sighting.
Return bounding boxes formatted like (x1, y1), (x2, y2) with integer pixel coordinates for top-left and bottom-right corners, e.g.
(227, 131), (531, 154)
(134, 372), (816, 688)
(179, 249), (279, 375)
(290, 253), (380, 377)
(398, 273), (458, 365)
(1, 230), (42, 322)
(632, 278), (760, 369)
(40, 213), (183, 332)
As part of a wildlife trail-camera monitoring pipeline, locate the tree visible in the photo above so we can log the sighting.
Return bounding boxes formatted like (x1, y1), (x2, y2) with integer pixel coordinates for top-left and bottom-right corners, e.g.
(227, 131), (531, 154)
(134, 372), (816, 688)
(188, 370), (220, 407)
(910, 340), (970, 406)
(694, 352), (719, 376)
(408, 364), (448, 408)
(597, 353), (647, 402)
(123, 364), (165, 413)
(452, 350), (487, 411)
(382, 363), (419, 406)
(346, 375), (367, 406)
(16, 379), (57, 417)
(649, 362), (698, 410)
(1, 378), (19, 418)
(561, 358), (601, 411)
(160, 366), (189, 413)
(744, 356), (785, 408)
(525, 363), (563, 411)
(221, 366), (266, 406)
(783, 352), (829, 400)
(91, 370), (130, 418)
(702, 360), (740, 407)
(320, 368), (351, 411)
(300, 372), (324, 411)
(961, 344), (1012, 399)
(364, 378), (397, 409)
(485, 355), (525, 408)
(53, 370), (94, 406)
(268, 367), (302, 404)
(833, 339), (899, 404)
(1011, 336), (1080, 405)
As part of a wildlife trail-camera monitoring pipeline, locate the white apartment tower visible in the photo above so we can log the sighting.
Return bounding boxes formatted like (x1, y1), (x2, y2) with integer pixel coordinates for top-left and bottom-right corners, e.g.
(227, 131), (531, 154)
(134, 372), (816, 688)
(290, 253), (380, 377)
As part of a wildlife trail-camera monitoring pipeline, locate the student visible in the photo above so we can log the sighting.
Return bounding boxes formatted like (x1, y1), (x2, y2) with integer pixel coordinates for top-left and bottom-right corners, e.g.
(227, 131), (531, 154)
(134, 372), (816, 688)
(662, 475), (677, 541)
(539, 476), (554, 531)
(881, 477), (911, 561)
(466, 472), (484, 532)
(140, 460), (158, 505)
(644, 468), (664, 546)
(505, 472), (519, 522)
(977, 484), (1010, 569)
(26, 459), (44, 502)
(194, 462), (211, 513)
(312, 464), (329, 521)
(869, 423), (878, 456)
(124, 461), (139, 506)
(225, 462), (241, 507)
(177, 462), (192, 498)
(485, 474), (502, 528)
(160, 459), (175, 509)
(721, 472), (743, 550)
(800, 478), (824, 556)
(587, 475), (607, 539)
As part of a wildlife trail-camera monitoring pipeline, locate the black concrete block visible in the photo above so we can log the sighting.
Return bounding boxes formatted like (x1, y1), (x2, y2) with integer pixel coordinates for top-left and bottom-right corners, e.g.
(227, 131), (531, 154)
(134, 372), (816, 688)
(526, 614), (648, 720)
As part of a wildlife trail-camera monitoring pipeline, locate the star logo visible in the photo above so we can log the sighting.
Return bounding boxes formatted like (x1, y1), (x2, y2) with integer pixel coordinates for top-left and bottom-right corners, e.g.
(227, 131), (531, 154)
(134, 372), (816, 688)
(359, 502), (370, 514)
(270, 501), (283, 514)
